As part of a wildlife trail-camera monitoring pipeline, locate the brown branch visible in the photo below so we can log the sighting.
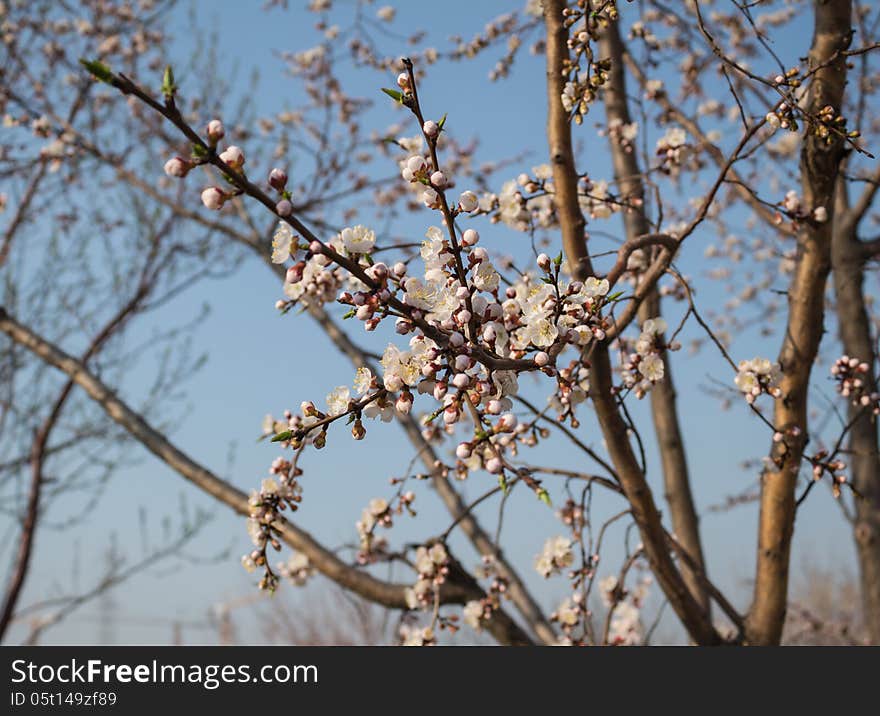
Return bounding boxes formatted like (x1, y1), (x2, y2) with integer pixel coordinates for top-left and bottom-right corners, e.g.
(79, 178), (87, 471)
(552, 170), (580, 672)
(746, 0), (852, 646)
(599, 19), (710, 617)
(0, 306), (535, 646)
(542, 0), (720, 645)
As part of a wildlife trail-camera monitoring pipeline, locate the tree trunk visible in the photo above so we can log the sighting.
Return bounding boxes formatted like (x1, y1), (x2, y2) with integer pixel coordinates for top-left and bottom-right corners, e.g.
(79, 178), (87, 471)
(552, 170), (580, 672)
(832, 224), (880, 643)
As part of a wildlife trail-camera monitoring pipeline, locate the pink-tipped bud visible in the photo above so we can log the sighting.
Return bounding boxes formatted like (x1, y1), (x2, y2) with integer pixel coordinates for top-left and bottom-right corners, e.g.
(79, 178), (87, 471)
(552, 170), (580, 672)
(456, 442), (472, 459)
(201, 187), (226, 210)
(537, 253), (551, 271)
(423, 120), (440, 138)
(430, 170), (447, 188)
(219, 145), (245, 170)
(269, 167), (288, 191)
(397, 72), (410, 90)
(164, 156), (191, 178)
(486, 457), (503, 474)
(286, 262), (305, 284)
(309, 240), (323, 254)
(396, 392), (413, 415)
(458, 190), (479, 213)
(461, 228), (479, 247)
(276, 199), (293, 216)
(206, 119), (225, 142)
(498, 413), (518, 431)
(452, 373), (470, 389)
(534, 351), (549, 367)
(407, 155), (427, 174)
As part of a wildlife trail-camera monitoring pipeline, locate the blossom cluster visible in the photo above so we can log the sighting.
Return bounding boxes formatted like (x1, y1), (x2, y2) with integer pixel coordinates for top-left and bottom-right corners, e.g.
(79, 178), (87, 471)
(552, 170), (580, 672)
(405, 543), (450, 610)
(832, 355), (879, 414)
(241, 457), (304, 591)
(734, 357), (782, 403)
(619, 317), (674, 399)
(535, 536), (575, 578)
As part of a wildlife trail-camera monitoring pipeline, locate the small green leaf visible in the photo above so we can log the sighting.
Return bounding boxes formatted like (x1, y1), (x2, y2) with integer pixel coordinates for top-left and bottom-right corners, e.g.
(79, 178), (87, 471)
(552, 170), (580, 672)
(498, 474), (509, 493)
(191, 143), (208, 159)
(539, 276), (554, 285)
(537, 488), (552, 507)
(437, 113), (448, 129)
(606, 290), (624, 302)
(553, 252), (563, 267)
(342, 309), (356, 320)
(79, 58), (114, 84)
(381, 87), (403, 102)
(162, 65), (176, 98)
(270, 430), (292, 443)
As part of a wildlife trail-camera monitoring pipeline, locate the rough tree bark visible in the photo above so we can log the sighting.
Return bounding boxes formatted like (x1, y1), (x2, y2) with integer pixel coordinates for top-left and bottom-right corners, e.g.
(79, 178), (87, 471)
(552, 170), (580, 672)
(543, 0), (719, 644)
(832, 177), (880, 643)
(599, 20), (710, 617)
(746, 0), (852, 646)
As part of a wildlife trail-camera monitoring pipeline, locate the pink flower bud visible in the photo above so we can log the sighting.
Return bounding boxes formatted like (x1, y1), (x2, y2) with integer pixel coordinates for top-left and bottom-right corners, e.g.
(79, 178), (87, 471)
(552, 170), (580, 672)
(269, 167), (288, 190)
(276, 199), (293, 216)
(458, 190), (479, 213)
(452, 373), (470, 389)
(430, 171), (447, 188)
(286, 262), (305, 284)
(164, 156), (191, 178)
(219, 145), (245, 170)
(461, 229), (479, 246)
(396, 392), (413, 415)
(498, 413), (518, 431)
(309, 240), (323, 254)
(396, 72), (410, 90)
(407, 155), (427, 174)
(206, 119), (225, 142)
(423, 120), (440, 138)
(487, 400), (502, 415)
(201, 187), (226, 210)
(423, 187), (440, 208)
(456, 442), (472, 459)
(537, 253), (551, 271)
(486, 457), (503, 474)
(534, 351), (549, 367)
(448, 332), (465, 348)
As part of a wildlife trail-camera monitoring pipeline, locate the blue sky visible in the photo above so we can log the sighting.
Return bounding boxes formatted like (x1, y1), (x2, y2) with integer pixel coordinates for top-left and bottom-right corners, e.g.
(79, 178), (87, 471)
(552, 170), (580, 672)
(2, 0), (863, 644)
